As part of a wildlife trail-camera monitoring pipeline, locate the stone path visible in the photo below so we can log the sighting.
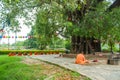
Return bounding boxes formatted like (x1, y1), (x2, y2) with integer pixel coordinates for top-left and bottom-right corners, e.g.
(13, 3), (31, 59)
(30, 55), (120, 80)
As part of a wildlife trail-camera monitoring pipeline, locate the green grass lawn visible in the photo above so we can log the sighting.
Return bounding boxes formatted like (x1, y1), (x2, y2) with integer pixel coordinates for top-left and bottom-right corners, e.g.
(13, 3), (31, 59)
(0, 55), (91, 80)
(0, 56), (34, 80)
(0, 55), (47, 80)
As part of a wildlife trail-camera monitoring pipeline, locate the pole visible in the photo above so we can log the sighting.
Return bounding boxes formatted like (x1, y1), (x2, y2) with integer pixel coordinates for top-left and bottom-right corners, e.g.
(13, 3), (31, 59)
(54, 37), (56, 49)
(8, 31), (10, 50)
(15, 31), (17, 50)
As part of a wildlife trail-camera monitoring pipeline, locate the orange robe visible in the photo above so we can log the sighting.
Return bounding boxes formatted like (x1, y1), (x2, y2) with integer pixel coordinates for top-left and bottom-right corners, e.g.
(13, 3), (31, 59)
(75, 54), (88, 64)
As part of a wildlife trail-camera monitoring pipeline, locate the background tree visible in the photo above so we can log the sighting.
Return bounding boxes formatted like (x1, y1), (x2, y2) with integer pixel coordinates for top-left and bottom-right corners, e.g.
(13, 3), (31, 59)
(23, 26), (38, 49)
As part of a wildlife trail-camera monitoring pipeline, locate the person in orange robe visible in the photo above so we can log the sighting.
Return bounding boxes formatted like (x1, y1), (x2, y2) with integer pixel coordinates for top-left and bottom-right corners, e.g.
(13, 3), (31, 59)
(75, 52), (89, 64)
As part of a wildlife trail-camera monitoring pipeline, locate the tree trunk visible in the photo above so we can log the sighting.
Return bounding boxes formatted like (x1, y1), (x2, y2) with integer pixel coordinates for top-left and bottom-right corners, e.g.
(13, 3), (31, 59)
(110, 41), (114, 54)
(71, 36), (101, 54)
(119, 42), (120, 54)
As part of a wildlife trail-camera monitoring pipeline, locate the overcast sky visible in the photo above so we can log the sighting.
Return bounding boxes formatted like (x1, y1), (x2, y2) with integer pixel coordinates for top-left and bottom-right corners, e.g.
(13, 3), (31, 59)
(0, 18), (31, 44)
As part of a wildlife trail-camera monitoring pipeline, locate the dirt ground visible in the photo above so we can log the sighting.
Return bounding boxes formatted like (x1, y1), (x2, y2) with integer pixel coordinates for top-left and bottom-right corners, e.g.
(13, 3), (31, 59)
(21, 57), (90, 80)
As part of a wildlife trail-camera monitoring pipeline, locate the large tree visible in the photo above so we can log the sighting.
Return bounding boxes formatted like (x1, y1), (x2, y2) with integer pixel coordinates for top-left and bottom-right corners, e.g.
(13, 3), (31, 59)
(1, 0), (120, 54)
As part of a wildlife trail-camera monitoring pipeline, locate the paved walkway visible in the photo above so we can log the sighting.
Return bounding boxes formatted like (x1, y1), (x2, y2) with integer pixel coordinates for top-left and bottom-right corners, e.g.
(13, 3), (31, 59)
(30, 55), (120, 80)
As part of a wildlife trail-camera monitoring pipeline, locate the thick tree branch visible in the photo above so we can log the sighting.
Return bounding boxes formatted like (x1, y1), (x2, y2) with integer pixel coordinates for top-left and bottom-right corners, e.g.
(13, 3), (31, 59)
(109, 0), (120, 10)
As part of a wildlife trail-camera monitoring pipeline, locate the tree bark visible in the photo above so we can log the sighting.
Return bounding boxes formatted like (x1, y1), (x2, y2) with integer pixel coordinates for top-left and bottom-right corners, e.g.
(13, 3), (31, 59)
(71, 36), (101, 54)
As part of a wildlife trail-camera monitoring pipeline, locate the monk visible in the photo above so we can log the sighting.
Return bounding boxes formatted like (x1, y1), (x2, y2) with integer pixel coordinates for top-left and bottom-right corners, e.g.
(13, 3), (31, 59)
(75, 52), (89, 64)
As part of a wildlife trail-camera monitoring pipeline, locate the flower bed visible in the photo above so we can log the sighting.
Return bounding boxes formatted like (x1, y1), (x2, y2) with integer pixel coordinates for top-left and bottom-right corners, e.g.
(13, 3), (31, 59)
(0, 50), (64, 56)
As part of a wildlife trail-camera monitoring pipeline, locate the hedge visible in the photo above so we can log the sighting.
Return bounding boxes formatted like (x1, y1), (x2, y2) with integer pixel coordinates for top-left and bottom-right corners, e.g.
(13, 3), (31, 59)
(0, 50), (65, 55)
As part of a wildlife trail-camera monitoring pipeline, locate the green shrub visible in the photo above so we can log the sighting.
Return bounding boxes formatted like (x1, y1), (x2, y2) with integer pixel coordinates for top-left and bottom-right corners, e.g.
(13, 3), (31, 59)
(102, 43), (120, 53)
(0, 50), (65, 55)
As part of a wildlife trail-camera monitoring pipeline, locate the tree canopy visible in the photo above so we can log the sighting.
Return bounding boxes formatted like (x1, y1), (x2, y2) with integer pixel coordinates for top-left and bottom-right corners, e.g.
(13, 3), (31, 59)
(0, 0), (120, 50)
